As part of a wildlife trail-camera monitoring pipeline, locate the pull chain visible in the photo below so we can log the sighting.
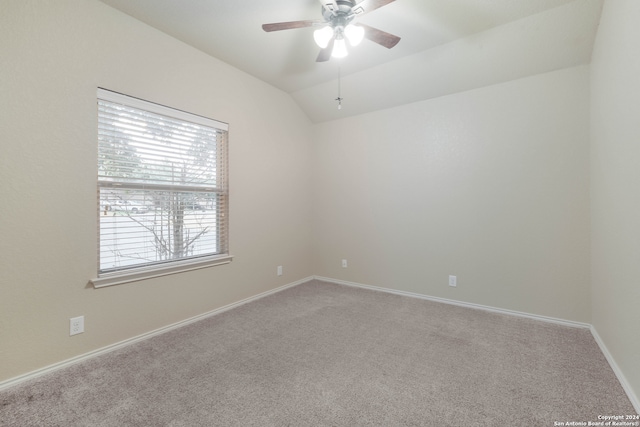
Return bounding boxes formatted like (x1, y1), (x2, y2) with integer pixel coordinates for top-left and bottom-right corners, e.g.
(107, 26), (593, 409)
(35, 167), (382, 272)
(335, 66), (343, 110)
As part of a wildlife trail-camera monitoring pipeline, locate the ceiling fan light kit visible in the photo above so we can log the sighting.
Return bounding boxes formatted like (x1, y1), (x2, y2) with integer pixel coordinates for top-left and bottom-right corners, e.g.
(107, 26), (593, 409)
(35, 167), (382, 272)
(344, 24), (365, 46)
(262, 0), (400, 62)
(313, 26), (334, 49)
(332, 37), (349, 58)
(314, 23), (364, 51)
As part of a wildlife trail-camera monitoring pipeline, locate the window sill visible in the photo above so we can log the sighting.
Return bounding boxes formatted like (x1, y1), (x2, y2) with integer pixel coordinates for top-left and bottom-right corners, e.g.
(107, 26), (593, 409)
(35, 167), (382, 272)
(90, 255), (233, 289)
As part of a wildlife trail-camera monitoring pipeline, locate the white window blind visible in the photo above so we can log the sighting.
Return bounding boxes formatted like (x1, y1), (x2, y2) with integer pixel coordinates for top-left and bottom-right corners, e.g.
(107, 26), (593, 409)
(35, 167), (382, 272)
(96, 89), (229, 280)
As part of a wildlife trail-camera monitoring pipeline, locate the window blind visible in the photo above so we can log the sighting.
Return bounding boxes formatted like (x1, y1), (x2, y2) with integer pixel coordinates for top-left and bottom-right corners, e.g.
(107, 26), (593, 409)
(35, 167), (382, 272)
(97, 89), (229, 276)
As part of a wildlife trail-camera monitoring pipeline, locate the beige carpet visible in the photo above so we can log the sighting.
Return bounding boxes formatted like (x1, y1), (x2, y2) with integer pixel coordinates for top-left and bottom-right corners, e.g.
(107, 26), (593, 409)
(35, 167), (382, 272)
(0, 279), (636, 426)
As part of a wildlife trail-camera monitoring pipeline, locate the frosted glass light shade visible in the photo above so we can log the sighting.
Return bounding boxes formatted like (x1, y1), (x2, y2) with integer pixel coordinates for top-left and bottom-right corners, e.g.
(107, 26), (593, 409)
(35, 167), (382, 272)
(314, 26), (334, 49)
(345, 24), (364, 46)
(332, 38), (348, 58)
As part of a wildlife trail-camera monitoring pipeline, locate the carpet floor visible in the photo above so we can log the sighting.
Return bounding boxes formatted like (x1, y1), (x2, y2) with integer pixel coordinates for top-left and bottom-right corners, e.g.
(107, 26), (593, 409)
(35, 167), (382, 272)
(0, 279), (636, 426)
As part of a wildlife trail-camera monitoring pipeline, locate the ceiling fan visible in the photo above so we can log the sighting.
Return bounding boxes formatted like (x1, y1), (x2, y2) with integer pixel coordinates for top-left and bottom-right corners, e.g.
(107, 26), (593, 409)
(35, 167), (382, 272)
(262, 0), (401, 62)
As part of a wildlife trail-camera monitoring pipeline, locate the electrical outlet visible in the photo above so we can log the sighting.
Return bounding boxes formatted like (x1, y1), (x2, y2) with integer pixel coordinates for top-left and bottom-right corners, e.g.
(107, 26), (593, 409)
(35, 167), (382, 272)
(70, 316), (84, 336)
(277, 265), (283, 276)
(449, 275), (457, 287)
(341, 259), (348, 268)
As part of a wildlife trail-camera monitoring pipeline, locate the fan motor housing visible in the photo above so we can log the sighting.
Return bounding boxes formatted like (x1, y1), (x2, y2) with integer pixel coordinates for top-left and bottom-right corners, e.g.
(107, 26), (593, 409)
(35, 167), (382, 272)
(321, 0), (357, 22)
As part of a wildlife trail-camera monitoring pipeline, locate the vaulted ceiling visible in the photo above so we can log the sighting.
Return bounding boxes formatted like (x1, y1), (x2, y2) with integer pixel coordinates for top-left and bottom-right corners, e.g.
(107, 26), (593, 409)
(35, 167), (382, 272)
(98, 0), (603, 123)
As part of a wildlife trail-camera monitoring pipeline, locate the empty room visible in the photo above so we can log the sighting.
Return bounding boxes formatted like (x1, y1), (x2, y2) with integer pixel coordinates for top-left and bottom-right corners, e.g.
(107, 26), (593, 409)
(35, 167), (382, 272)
(1, 0), (638, 425)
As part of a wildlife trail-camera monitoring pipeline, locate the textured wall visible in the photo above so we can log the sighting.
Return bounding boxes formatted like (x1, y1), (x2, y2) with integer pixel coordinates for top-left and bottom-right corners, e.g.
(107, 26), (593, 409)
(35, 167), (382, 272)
(590, 0), (640, 409)
(0, 0), (313, 382)
(312, 66), (591, 323)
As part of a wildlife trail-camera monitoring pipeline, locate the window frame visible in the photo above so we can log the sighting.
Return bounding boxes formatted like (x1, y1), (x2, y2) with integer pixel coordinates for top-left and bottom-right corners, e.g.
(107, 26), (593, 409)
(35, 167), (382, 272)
(90, 89), (232, 288)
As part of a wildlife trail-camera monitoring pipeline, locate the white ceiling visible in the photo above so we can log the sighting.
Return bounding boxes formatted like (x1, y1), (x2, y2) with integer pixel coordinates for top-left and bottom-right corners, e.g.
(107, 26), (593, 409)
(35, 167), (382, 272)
(98, 0), (603, 123)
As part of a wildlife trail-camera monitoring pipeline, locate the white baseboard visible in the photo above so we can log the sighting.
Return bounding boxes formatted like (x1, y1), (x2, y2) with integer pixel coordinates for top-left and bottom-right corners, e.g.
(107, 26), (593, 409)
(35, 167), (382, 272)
(314, 276), (590, 329)
(0, 276), (314, 392)
(315, 275), (639, 413)
(590, 326), (640, 414)
(3, 274), (638, 415)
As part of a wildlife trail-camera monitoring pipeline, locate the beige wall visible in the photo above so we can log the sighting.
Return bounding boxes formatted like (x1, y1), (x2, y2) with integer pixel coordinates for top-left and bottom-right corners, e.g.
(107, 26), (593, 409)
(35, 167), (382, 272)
(312, 66), (591, 322)
(0, 0), (313, 382)
(591, 0), (640, 407)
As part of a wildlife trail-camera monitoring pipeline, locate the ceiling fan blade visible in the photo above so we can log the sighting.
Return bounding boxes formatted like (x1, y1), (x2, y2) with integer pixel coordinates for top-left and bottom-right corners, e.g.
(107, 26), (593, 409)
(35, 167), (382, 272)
(316, 38), (335, 62)
(357, 23), (400, 49)
(351, 0), (396, 16)
(262, 20), (320, 32)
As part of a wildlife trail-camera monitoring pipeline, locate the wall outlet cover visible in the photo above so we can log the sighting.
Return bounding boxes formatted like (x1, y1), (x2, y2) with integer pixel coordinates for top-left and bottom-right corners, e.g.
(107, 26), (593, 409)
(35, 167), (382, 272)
(70, 316), (84, 336)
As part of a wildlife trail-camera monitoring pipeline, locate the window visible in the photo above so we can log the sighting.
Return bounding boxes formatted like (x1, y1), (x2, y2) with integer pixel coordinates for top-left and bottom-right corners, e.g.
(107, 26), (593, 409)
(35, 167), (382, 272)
(91, 89), (231, 288)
